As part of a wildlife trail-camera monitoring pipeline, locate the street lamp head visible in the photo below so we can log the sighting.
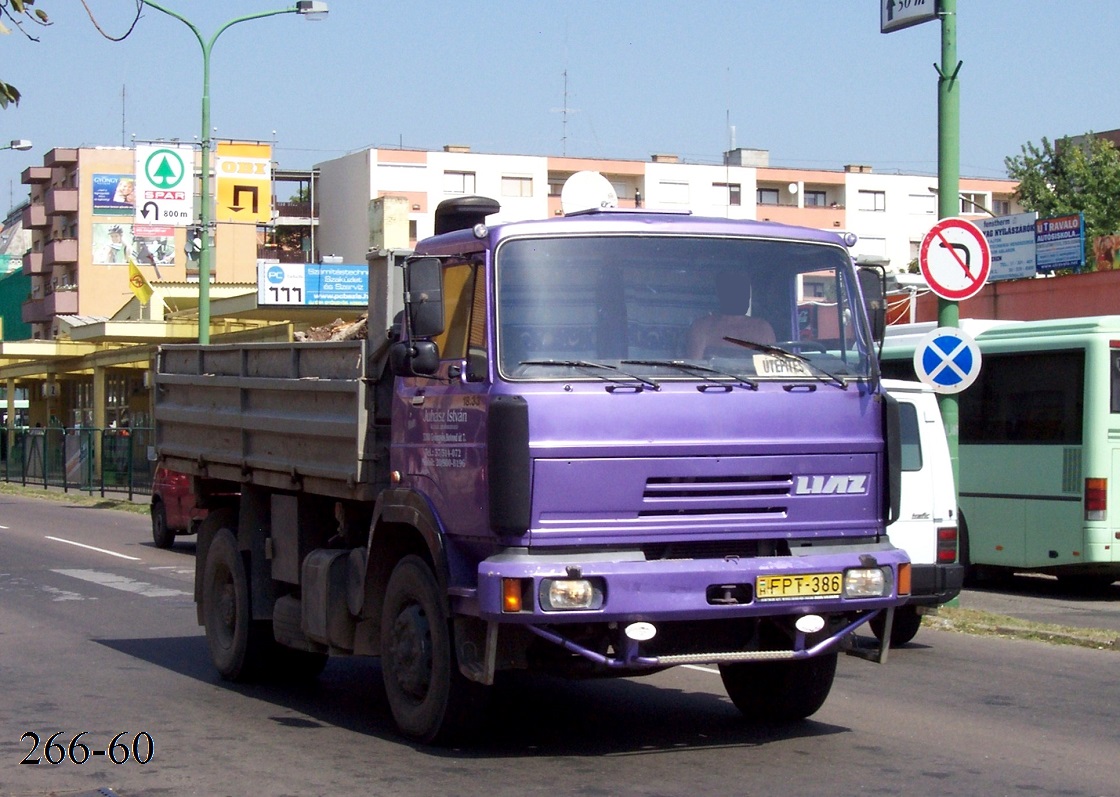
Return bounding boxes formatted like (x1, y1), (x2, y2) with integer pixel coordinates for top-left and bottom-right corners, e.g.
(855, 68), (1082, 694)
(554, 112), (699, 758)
(6, 139), (32, 151)
(295, 1), (328, 19)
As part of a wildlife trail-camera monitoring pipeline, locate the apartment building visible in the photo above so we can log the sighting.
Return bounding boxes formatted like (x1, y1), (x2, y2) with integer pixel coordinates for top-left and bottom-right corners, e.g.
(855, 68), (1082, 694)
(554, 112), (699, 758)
(17, 146), (317, 340)
(316, 145), (1020, 272)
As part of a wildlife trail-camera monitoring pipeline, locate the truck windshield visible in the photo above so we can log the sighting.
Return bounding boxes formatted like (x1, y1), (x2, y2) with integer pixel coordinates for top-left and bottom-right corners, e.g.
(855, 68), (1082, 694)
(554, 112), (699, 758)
(495, 234), (873, 383)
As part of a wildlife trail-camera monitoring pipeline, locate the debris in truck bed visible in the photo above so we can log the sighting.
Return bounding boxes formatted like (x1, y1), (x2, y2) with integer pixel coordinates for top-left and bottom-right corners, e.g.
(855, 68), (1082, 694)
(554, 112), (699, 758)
(296, 314), (368, 341)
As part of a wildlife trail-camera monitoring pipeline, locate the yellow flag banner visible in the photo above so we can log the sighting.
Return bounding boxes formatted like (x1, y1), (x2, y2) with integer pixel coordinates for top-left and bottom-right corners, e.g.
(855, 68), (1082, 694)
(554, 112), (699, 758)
(128, 257), (154, 305)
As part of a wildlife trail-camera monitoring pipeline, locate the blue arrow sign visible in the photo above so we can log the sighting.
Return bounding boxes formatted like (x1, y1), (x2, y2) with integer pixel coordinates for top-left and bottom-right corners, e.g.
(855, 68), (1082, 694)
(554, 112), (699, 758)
(913, 327), (982, 394)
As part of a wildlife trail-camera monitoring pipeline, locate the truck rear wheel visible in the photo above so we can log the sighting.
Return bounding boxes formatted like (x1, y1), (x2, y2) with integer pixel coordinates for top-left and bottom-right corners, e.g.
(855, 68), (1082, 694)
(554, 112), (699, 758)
(719, 652), (837, 722)
(380, 555), (487, 744)
(202, 528), (271, 681)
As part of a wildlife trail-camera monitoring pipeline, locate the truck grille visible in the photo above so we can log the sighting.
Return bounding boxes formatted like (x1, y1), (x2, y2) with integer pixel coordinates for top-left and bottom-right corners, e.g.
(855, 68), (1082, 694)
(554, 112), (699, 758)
(639, 474), (790, 518)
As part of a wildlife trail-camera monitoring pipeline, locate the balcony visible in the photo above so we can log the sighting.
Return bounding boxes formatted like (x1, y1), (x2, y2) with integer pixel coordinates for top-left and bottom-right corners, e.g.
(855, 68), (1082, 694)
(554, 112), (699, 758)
(755, 203), (846, 229)
(45, 148), (78, 168)
(21, 165), (51, 184)
(46, 188), (79, 216)
(21, 297), (48, 324)
(22, 251), (48, 276)
(21, 288), (79, 324)
(44, 238), (78, 266)
(21, 204), (47, 228)
(274, 200), (317, 222)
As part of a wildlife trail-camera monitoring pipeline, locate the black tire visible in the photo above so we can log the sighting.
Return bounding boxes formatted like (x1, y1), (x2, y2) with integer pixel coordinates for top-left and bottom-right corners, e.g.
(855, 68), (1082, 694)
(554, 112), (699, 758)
(380, 555), (488, 744)
(151, 500), (175, 549)
(201, 528), (271, 681)
(870, 605), (923, 647)
(719, 652), (838, 722)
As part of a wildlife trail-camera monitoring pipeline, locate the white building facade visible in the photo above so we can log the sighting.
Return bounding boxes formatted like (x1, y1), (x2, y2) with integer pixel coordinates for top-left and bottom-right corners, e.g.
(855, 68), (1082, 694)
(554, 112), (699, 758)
(316, 145), (1019, 273)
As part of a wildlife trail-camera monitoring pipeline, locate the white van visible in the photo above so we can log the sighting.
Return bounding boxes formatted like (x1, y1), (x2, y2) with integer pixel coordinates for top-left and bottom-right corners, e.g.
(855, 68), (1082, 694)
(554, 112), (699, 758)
(877, 379), (964, 646)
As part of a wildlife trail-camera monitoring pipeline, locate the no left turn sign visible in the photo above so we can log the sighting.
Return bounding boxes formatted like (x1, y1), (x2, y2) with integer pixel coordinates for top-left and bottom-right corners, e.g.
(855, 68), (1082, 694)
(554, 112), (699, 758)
(919, 217), (991, 301)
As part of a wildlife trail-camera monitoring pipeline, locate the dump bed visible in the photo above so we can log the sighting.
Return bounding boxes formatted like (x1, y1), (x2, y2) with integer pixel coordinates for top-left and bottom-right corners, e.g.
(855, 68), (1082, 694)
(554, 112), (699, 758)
(154, 340), (388, 502)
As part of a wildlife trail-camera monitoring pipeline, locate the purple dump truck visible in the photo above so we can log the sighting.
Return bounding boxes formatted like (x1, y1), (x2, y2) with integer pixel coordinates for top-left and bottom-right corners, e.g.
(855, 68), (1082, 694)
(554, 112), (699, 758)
(155, 183), (910, 743)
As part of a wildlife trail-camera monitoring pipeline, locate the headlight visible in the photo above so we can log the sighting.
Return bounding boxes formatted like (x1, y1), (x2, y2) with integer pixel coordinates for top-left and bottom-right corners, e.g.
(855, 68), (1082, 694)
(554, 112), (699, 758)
(540, 578), (604, 611)
(843, 567), (893, 598)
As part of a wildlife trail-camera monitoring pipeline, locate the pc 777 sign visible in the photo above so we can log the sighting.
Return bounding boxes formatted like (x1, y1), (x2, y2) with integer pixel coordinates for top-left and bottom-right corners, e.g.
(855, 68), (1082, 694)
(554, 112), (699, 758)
(919, 217), (992, 302)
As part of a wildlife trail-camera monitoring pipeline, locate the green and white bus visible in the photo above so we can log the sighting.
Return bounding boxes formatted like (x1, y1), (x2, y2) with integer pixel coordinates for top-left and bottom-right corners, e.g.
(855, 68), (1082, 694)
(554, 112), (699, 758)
(880, 316), (1120, 588)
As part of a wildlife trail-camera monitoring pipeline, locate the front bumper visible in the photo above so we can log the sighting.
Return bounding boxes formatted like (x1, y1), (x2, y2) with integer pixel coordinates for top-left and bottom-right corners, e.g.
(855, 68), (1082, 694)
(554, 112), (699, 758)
(906, 563), (964, 608)
(475, 543), (910, 623)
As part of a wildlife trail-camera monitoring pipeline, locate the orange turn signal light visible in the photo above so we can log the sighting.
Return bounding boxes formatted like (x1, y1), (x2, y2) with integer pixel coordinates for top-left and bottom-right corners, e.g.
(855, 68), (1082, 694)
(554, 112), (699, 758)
(897, 563), (912, 596)
(502, 578), (523, 613)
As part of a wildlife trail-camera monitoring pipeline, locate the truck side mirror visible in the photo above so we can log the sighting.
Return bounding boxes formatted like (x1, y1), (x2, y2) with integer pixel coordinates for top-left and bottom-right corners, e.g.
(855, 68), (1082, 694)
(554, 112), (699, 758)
(389, 340), (441, 376)
(407, 257), (444, 339)
(858, 266), (887, 344)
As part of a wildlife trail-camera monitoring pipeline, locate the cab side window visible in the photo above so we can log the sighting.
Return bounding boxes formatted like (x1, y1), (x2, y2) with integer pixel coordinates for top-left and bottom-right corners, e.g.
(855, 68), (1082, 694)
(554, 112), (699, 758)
(435, 263), (480, 362)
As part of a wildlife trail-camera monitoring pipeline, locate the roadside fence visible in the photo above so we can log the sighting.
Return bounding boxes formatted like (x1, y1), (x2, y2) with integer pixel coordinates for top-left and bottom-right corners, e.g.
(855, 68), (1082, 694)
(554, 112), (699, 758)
(0, 427), (154, 500)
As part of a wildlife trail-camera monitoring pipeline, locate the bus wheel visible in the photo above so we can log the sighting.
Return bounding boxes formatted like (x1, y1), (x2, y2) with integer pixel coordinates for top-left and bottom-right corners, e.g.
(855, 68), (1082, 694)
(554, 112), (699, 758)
(380, 555), (488, 744)
(719, 652), (837, 722)
(202, 528), (270, 681)
(870, 606), (922, 647)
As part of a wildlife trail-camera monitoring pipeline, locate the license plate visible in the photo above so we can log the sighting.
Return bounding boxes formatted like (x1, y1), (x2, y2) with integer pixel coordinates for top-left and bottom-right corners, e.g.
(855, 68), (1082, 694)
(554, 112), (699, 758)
(756, 572), (842, 601)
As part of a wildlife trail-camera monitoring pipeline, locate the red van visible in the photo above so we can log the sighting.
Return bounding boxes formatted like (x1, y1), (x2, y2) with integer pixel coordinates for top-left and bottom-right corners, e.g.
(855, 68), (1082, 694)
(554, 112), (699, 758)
(150, 466), (207, 549)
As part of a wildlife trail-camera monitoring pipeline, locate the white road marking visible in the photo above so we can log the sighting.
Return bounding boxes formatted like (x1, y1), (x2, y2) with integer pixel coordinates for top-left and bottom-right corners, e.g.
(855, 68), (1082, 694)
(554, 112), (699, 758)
(682, 664), (719, 674)
(45, 535), (141, 561)
(0, 524), (9, 529)
(52, 569), (190, 598)
(41, 584), (91, 602)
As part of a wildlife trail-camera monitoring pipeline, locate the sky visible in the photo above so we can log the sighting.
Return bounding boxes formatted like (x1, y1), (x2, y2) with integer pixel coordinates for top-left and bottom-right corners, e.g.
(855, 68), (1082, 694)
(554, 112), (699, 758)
(2, 1), (1118, 214)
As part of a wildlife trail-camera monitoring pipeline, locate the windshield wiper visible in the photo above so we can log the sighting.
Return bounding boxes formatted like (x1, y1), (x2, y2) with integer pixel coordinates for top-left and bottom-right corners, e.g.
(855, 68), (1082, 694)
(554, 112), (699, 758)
(620, 359), (758, 390)
(722, 337), (848, 390)
(518, 359), (660, 390)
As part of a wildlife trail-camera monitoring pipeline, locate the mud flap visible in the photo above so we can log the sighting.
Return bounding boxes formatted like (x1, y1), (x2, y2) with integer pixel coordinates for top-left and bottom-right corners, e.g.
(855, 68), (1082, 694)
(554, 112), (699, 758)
(843, 606), (893, 664)
(454, 616), (498, 685)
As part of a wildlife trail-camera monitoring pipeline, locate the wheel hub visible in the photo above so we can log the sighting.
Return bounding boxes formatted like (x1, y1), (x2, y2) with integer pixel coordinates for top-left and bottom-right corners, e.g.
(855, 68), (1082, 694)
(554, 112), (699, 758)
(388, 602), (432, 700)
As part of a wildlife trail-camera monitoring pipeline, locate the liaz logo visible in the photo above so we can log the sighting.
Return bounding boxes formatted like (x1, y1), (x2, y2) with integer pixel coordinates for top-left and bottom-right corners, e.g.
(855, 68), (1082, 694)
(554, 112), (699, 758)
(793, 475), (868, 495)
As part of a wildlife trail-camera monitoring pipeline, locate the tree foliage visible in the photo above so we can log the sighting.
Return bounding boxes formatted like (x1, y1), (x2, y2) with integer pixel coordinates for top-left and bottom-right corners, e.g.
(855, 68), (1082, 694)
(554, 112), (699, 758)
(1005, 133), (1120, 271)
(1, 1), (141, 109)
(0, 0), (51, 108)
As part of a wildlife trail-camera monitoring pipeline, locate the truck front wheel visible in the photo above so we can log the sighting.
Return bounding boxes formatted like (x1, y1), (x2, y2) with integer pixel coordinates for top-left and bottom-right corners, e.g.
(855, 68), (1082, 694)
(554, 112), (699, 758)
(380, 555), (487, 744)
(202, 528), (270, 681)
(719, 652), (837, 722)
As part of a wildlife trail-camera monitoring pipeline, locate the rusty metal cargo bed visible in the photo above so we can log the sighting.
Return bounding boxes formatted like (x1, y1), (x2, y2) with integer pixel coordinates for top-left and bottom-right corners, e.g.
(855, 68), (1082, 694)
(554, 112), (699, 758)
(154, 340), (389, 502)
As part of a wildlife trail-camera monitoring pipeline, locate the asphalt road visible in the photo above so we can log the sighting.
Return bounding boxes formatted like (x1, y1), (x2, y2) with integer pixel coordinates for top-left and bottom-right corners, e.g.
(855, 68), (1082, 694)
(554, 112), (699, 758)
(2, 492), (1119, 797)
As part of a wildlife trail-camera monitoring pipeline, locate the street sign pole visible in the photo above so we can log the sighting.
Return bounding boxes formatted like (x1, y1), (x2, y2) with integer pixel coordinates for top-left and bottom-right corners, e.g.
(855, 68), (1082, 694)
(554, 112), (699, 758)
(936, 0), (962, 492)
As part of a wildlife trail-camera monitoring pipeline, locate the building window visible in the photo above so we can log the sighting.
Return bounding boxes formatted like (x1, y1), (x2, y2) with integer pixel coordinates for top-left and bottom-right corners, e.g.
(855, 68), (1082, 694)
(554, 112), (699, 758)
(408, 220), (418, 240)
(804, 190), (827, 207)
(713, 182), (741, 206)
(659, 181), (690, 204)
(443, 170), (476, 195)
(993, 198), (1011, 216)
(501, 176), (533, 198)
(857, 190), (886, 212)
(959, 192), (989, 215)
(756, 188), (779, 205)
(909, 193), (936, 215)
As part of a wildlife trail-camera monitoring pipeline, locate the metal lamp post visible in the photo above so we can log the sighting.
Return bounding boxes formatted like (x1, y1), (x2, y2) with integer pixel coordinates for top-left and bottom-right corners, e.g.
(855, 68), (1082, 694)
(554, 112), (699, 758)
(141, 1), (328, 343)
(1, 140), (32, 151)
